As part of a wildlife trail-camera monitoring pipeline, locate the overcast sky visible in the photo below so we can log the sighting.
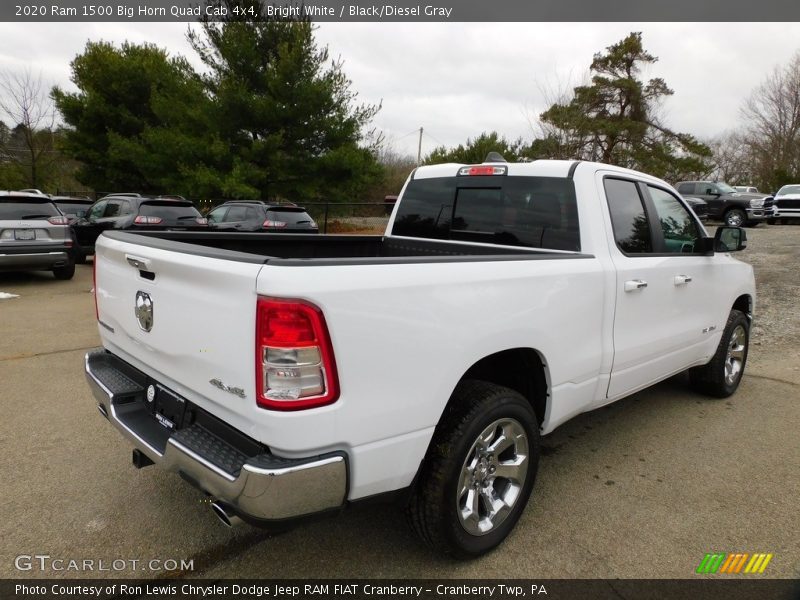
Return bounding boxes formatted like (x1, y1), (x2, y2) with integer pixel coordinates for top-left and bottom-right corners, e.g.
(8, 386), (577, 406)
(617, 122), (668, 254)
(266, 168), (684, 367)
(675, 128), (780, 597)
(1, 22), (799, 159)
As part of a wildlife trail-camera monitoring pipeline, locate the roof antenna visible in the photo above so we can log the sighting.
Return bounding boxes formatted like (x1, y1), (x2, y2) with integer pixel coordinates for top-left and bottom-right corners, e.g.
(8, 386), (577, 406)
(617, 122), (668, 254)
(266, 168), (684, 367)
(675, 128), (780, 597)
(484, 151), (507, 163)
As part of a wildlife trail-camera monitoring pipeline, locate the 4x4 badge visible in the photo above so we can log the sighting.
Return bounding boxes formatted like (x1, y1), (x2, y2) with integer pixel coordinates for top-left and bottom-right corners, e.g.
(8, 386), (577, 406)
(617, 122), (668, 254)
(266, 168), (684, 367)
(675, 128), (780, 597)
(135, 291), (154, 332)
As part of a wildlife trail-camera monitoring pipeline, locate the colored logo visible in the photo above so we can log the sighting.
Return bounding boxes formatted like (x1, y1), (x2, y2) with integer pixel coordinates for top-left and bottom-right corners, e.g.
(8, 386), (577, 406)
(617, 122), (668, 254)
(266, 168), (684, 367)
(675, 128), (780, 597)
(696, 552), (773, 574)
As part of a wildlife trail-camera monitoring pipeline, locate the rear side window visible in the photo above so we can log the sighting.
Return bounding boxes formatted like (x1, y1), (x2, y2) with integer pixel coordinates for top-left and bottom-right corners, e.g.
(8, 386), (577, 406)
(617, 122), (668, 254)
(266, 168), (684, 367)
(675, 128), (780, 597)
(676, 183), (695, 195)
(0, 199), (59, 219)
(392, 175), (580, 251)
(604, 178), (653, 254)
(139, 202), (201, 218)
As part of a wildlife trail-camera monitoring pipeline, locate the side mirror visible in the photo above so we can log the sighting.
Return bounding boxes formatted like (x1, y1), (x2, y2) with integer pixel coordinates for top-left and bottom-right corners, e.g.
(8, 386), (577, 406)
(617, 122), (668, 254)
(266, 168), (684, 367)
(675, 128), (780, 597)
(714, 226), (747, 252)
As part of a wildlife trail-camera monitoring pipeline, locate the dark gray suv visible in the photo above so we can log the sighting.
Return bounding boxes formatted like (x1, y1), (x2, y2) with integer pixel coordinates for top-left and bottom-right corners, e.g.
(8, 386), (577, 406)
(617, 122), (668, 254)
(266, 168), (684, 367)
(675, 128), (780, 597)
(0, 192), (74, 279)
(207, 201), (319, 233)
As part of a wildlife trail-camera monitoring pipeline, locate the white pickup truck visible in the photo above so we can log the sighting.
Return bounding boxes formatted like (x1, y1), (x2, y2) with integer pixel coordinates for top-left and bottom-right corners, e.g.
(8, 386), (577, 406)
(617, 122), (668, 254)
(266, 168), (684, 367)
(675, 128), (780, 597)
(85, 159), (755, 558)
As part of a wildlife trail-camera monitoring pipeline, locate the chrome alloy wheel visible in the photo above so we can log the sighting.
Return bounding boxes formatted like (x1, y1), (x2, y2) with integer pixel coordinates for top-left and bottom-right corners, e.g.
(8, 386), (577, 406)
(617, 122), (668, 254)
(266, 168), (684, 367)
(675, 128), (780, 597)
(726, 211), (745, 227)
(725, 325), (747, 386)
(456, 418), (529, 536)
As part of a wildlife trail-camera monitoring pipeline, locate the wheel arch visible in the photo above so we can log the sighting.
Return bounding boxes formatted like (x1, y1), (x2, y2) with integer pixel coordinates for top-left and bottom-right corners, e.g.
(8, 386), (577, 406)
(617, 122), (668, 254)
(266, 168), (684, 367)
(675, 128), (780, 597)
(457, 347), (549, 429)
(732, 294), (753, 321)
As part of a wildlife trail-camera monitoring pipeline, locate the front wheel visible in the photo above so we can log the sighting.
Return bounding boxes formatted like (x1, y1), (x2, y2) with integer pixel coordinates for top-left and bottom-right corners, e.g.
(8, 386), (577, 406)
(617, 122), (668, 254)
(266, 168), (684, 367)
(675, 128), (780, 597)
(724, 208), (747, 227)
(406, 380), (540, 558)
(689, 309), (749, 397)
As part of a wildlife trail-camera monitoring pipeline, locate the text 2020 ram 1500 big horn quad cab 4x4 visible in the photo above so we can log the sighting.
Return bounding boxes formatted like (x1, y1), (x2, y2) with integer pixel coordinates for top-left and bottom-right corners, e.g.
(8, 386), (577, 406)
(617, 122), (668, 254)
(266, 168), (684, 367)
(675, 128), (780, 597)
(85, 159), (755, 558)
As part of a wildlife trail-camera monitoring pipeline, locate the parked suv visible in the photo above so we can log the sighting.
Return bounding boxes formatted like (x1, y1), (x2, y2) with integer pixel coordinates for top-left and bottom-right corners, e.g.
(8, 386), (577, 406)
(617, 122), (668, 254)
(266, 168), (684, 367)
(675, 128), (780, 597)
(73, 195), (208, 258)
(0, 192), (74, 279)
(675, 181), (774, 227)
(207, 201), (318, 233)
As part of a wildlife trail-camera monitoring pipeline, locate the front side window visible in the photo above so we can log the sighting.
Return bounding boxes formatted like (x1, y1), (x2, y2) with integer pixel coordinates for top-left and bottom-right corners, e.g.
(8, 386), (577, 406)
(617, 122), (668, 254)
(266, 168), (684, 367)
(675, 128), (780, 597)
(604, 178), (652, 254)
(647, 186), (702, 253)
(207, 207), (227, 223)
(87, 201), (107, 220)
(223, 206), (249, 222)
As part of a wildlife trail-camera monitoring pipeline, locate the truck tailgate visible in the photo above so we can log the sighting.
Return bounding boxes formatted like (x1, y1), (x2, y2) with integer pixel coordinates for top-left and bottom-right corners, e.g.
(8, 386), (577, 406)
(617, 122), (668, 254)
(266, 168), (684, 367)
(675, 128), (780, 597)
(94, 234), (264, 435)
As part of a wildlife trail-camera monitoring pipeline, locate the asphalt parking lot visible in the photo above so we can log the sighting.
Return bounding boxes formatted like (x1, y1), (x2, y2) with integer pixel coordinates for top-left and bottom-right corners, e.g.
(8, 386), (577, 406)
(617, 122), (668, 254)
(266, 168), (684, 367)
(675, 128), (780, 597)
(1, 226), (798, 580)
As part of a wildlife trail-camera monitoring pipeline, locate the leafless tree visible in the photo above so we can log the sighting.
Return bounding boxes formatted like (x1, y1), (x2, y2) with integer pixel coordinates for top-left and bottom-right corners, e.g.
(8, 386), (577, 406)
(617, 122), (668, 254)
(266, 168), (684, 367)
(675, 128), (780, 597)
(525, 71), (593, 160)
(739, 51), (800, 190)
(706, 131), (755, 184)
(0, 69), (57, 188)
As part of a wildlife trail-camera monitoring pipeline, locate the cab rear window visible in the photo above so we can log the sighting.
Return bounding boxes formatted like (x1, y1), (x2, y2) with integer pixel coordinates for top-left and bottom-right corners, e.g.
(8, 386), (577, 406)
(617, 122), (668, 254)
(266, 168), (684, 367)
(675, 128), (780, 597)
(391, 175), (580, 251)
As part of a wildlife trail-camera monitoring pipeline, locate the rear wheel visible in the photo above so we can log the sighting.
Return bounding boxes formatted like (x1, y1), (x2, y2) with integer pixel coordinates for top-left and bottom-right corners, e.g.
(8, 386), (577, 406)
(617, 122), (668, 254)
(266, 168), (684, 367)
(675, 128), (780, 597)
(53, 259), (75, 280)
(689, 310), (749, 398)
(406, 380), (540, 558)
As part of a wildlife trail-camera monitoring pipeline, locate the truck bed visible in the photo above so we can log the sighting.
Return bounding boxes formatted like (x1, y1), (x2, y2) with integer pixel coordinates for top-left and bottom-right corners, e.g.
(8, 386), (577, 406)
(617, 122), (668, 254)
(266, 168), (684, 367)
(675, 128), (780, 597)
(103, 231), (590, 266)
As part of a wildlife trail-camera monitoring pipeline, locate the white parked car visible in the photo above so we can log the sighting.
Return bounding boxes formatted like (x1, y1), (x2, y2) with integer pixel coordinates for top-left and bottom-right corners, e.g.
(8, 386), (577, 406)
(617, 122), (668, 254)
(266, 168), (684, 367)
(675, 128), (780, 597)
(85, 159), (755, 558)
(772, 184), (800, 223)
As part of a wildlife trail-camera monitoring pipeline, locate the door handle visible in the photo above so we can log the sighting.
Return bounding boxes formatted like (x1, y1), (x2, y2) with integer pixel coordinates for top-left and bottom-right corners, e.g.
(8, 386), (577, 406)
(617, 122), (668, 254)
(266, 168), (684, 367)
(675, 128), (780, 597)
(674, 274), (693, 285)
(624, 279), (648, 292)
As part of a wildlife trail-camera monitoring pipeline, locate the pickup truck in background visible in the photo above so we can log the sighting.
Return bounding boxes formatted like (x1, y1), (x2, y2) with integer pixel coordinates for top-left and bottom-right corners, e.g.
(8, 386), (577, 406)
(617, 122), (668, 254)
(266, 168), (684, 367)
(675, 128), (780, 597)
(85, 159), (755, 558)
(675, 180), (774, 227)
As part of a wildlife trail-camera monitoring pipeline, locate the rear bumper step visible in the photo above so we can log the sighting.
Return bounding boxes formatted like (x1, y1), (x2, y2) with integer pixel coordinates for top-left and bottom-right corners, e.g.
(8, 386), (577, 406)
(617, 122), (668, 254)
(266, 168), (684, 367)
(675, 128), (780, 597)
(84, 349), (348, 522)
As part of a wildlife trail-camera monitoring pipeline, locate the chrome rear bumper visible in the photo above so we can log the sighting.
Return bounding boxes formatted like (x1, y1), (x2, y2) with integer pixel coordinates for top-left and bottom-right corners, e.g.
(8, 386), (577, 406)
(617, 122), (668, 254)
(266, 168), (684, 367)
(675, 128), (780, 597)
(85, 350), (348, 522)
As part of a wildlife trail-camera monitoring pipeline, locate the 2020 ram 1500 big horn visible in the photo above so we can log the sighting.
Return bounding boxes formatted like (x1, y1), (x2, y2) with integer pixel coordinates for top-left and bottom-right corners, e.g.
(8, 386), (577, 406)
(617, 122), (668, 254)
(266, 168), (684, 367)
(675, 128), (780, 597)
(85, 159), (755, 558)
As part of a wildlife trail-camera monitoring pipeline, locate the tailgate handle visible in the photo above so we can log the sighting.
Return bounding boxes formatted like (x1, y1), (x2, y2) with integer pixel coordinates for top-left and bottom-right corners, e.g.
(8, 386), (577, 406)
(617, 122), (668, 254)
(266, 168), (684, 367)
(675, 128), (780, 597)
(126, 255), (152, 271)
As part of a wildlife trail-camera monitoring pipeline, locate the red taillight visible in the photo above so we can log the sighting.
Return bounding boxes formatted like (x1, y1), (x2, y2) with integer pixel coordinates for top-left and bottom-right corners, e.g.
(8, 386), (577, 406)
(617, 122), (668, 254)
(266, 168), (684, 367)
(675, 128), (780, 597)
(255, 297), (339, 411)
(92, 256), (98, 320)
(48, 216), (69, 225)
(263, 220), (287, 228)
(134, 216), (163, 225)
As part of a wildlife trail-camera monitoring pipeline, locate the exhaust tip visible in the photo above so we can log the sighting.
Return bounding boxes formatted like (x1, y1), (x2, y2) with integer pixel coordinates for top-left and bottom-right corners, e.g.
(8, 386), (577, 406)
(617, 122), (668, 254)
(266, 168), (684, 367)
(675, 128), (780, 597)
(210, 501), (243, 528)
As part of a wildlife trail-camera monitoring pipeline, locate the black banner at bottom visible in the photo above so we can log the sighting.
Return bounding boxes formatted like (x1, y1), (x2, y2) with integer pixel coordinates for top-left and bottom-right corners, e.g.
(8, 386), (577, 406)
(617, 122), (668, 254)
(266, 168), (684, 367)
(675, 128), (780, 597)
(3, 579), (799, 600)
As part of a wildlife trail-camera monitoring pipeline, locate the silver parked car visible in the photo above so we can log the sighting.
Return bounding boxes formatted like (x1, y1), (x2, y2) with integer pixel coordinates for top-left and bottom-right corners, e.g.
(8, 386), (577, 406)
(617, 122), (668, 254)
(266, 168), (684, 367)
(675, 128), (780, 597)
(0, 192), (75, 280)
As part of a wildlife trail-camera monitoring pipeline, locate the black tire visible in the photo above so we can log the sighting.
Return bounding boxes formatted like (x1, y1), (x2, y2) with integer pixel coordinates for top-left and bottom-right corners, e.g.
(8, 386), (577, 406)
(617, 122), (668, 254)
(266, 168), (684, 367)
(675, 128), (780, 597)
(75, 251), (87, 265)
(53, 260), (76, 280)
(689, 310), (749, 398)
(724, 208), (747, 227)
(406, 380), (540, 559)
